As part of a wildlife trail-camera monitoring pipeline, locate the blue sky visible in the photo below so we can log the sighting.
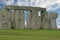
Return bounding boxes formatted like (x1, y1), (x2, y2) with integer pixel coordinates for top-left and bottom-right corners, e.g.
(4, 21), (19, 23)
(0, 0), (60, 28)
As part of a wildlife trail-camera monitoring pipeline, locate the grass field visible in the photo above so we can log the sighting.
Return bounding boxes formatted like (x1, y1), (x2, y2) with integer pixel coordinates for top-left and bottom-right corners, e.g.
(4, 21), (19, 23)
(0, 30), (60, 40)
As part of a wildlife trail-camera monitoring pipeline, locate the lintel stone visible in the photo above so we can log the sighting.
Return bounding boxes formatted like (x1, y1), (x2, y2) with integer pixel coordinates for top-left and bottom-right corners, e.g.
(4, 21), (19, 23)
(3, 5), (46, 11)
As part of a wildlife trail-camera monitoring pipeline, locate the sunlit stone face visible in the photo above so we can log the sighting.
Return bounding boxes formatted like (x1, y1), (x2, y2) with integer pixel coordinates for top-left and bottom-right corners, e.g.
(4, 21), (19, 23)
(50, 12), (58, 19)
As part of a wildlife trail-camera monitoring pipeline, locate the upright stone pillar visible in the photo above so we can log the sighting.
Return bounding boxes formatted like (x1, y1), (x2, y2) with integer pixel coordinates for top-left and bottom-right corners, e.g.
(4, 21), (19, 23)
(10, 10), (16, 29)
(49, 12), (58, 29)
(41, 12), (49, 29)
(1, 9), (11, 29)
(19, 10), (24, 29)
(36, 11), (40, 29)
(0, 11), (3, 29)
(31, 10), (39, 29)
(26, 10), (32, 29)
(15, 10), (21, 29)
(41, 11), (44, 29)
(7, 9), (11, 29)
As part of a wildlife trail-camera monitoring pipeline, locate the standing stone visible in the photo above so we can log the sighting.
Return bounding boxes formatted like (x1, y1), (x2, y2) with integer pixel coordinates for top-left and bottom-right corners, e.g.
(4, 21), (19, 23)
(42, 12), (49, 29)
(6, 10), (11, 29)
(0, 11), (3, 29)
(19, 10), (25, 29)
(40, 11), (44, 29)
(36, 11), (40, 29)
(15, 10), (21, 29)
(31, 10), (39, 29)
(1, 9), (11, 29)
(8, 10), (11, 29)
(49, 12), (58, 29)
(10, 10), (16, 29)
(26, 10), (32, 29)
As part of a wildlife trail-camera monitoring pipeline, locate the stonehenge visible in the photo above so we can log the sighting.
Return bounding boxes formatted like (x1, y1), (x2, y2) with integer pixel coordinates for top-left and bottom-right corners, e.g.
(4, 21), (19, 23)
(0, 5), (58, 29)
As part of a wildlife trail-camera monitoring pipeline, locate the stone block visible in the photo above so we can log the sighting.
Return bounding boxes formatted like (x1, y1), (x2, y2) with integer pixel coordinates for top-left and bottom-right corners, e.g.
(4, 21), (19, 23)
(0, 9), (11, 29)
(26, 10), (32, 29)
(49, 12), (58, 29)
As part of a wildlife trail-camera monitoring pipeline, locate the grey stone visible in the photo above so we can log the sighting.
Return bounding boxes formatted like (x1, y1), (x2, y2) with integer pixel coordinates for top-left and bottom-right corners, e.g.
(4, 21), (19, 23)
(19, 10), (25, 29)
(0, 11), (3, 29)
(42, 12), (49, 29)
(0, 9), (11, 29)
(49, 12), (58, 29)
(31, 10), (39, 29)
(38, 16), (41, 29)
(4, 5), (46, 11)
(14, 10), (21, 29)
(0, 5), (58, 30)
(26, 10), (32, 29)
(10, 10), (16, 29)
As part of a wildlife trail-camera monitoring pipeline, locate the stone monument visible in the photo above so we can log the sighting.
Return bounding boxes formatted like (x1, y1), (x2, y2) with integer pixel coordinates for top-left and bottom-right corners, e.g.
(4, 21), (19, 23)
(0, 5), (58, 30)
(49, 12), (58, 29)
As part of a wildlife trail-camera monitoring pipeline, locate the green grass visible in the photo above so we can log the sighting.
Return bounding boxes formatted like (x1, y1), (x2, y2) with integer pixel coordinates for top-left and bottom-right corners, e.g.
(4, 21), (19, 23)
(0, 30), (60, 40)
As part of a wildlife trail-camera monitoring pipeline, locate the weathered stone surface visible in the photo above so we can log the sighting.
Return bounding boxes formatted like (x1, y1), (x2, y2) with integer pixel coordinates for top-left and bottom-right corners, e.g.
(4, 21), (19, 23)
(27, 10), (41, 29)
(42, 12), (49, 29)
(40, 11), (44, 29)
(26, 10), (32, 29)
(38, 16), (41, 29)
(4, 5), (46, 11)
(19, 10), (25, 29)
(31, 10), (39, 29)
(0, 6), (58, 30)
(0, 9), (11, 29)
(10, 10), (15, 29)
(0, 11), (2, 29)
(14, 10), (20, 29)
(49, 12), (58, 29)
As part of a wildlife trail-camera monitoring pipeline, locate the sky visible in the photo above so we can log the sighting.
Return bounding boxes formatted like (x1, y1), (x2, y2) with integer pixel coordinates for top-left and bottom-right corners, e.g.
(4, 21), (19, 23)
(0, 0), (60, 28)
